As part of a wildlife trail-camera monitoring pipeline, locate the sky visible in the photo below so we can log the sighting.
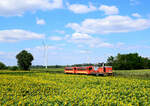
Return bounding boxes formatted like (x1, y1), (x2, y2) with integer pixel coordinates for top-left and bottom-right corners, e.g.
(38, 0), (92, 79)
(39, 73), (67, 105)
(0, 0), (150, 66)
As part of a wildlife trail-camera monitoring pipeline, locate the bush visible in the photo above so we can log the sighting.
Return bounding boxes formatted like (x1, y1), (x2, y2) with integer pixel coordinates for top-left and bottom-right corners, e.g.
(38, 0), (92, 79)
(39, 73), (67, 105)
(107, 53), (150, 70)
(8, 66), (18, 71)
(0, 62), (6, 70)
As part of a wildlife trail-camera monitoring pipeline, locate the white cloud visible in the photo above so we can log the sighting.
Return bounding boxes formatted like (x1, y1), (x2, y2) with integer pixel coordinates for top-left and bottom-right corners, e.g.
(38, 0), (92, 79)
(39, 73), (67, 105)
(67, 3), (97, 14)
(97, 42), (113, 48)
(36, 18), (46, 25)
(55, 30), (65, 34)
(0, 0), (63, 16)
(99, 5), (119, 15)
(71, 33), (92, 39)
(66, 15), (150, 34)
(67, 32), (113, 48)
(49, 36), (62, 41)
(34, 45), (60, 50)
(0, 29), (44, 42)
(132, 13), (141, 18)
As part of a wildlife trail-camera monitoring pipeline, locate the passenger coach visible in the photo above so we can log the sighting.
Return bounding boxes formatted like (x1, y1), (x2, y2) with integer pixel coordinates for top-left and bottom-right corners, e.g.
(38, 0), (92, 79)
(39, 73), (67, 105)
(64, 66), (113, 76)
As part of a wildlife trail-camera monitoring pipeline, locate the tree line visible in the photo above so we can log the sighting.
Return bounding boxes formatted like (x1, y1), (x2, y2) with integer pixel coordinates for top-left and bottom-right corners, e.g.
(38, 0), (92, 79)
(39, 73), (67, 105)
(31, 65), (65, 69)
(0, 51), (150, 70)
(106, 53), (150, 70)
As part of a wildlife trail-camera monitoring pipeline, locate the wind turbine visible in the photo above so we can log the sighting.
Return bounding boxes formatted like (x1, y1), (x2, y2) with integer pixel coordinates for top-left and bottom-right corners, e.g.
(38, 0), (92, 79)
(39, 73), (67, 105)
(42, 40), (48, 69)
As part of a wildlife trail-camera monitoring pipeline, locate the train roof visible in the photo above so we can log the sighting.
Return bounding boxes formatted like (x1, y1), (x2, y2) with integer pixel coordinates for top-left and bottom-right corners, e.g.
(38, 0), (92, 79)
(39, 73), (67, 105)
(65, 66), (112, 68)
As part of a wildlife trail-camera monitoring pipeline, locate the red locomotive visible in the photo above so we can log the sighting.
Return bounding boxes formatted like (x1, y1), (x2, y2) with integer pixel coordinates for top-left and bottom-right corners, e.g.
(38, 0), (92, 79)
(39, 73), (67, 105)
(64, 66), (113, 76)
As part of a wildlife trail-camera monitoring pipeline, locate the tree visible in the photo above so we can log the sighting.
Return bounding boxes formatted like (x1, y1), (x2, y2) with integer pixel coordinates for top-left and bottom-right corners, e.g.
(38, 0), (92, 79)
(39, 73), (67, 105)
(0, 62), (6, 70)
(107, 56), (114, 66)
(106, 53), (150, 70)
(16, 50), (34, 70)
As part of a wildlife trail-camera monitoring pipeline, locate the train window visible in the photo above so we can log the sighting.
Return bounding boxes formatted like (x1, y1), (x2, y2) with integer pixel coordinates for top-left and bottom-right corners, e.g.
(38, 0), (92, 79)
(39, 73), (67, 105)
(65, 67), (73, 70)
(77, 67), (86, 70)
(89, 67), (92, 70)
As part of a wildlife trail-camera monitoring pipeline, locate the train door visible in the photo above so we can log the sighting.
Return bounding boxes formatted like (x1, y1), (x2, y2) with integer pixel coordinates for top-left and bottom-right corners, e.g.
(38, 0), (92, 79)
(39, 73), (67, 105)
(74, 67), (76, 74)
(103, 67), (106, 73)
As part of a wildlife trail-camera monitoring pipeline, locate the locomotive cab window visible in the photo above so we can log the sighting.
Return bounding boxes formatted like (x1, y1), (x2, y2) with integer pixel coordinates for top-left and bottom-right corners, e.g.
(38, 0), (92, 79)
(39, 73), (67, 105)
(89, 67), (92, 70)
(94, 66), (99, 70)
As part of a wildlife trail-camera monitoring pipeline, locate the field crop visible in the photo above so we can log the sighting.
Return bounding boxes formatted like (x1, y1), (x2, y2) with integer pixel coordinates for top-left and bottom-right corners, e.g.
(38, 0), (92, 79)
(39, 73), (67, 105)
(114, 69), (150, 80)
(0, 69), (150, 105)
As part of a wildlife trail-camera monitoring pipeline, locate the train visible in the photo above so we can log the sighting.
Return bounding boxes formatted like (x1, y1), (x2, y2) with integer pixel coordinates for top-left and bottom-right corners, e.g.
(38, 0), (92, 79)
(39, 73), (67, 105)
(64, 66), (113, 76)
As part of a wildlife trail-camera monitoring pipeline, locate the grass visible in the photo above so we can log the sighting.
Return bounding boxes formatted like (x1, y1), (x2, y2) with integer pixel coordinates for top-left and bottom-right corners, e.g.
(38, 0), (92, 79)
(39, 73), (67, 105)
(0, 68), (150, 105)
(113, 69), (150, 79)
(31, 68), (64, 73)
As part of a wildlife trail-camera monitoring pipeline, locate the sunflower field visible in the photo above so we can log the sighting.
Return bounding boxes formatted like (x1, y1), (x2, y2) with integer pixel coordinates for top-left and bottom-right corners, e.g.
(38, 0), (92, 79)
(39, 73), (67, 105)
(0, 70), (150, 105)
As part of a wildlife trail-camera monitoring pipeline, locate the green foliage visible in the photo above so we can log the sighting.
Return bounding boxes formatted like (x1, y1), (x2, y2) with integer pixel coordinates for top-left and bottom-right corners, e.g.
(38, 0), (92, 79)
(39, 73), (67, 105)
(31, 65), (65, 69)
(16, 50), (34, 70)
(107, 53), (150, 70)
(106, 56), (114, 66)
(47, 65), (65, 68)
(7, 66), (18, 71)
(0, 62), (6, 70)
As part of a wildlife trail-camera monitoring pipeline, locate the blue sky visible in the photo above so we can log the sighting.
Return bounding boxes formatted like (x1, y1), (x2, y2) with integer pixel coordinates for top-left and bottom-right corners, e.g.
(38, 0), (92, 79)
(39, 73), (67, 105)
(0, 0), (150, 66)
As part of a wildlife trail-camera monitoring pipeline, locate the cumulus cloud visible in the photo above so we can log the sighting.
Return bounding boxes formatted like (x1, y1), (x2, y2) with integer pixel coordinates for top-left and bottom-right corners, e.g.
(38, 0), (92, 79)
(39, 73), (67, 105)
(71, 33), (92, 39)
(0, 29), (44, 42)
(67, 3), (97, 14)
(0, 0), (63, 16)
(36, 18), (46, 25)
(132, 13), (141, 18)
(66, 15), (150, 34)
(49, 36), (62, 41)
(67, 32), (113, 48)
(99, 5), (119, 15)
